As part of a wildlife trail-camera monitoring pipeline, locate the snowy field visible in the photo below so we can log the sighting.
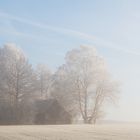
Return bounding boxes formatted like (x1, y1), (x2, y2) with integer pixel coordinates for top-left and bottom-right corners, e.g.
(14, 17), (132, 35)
(0, 124), (140, 140)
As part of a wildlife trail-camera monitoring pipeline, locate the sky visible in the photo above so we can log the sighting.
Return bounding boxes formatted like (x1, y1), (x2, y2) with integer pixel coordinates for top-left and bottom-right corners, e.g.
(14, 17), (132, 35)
(0, 0), (140, 122)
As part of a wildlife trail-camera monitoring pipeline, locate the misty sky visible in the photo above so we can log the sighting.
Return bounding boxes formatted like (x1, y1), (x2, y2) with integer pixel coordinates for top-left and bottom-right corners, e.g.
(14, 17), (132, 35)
(0, 0), (140, 122)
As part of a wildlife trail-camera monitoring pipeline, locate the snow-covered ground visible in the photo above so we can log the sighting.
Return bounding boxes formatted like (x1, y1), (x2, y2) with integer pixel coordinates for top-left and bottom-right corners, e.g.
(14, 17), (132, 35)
(0, 124), (140, 140)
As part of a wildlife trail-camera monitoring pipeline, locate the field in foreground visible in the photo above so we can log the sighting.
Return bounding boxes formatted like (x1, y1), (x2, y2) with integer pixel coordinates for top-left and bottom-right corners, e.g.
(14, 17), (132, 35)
(0, 124), (140, 140)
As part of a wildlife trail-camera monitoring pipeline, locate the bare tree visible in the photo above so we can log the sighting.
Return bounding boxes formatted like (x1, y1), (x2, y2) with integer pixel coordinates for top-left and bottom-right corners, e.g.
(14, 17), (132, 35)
(35, 64), (52, 99)
(0, 44), (36, 123)
(0, 44), (119, 124)
(51, 68), (78, 121)
(52, 46), (119, 124)
(2, 44), (35, 105)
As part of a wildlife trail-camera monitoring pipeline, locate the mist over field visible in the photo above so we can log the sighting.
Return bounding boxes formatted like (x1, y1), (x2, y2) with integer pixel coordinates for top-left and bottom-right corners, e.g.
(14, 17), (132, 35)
(0, 0), (140, 140)
(0, 124), (140, 140)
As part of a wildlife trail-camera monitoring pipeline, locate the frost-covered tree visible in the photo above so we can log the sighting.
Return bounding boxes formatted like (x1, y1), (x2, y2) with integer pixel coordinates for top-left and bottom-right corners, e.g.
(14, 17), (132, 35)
(0, 44), (37, 124)
(35, 64), (52, 99)
(51, 67), (78, 121)
(0, 43), (35, 107)
(52, 46), (119, 124)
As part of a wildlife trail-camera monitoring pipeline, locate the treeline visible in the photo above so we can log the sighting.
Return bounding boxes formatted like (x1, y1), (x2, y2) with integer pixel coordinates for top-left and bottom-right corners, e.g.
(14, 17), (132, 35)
(0, 44), (119, 124)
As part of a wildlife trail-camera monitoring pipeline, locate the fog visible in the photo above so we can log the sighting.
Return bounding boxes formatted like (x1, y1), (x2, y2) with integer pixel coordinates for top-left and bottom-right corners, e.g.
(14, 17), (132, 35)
(0, 0), (140, 139)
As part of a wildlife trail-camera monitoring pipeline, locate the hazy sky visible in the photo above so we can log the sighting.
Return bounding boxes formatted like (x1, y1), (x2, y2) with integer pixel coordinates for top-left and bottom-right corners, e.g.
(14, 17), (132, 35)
(0, 0), (140, 122)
